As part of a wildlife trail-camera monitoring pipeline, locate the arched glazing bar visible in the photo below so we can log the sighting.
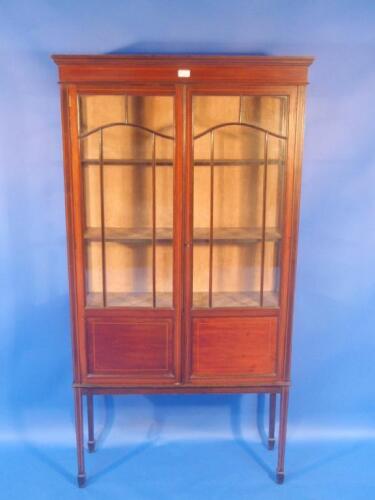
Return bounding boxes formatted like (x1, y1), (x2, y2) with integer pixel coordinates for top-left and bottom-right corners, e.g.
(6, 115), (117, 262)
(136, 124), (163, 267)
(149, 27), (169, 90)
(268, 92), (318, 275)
(79, 121), (174, 140)
(193, 121), (287, 141)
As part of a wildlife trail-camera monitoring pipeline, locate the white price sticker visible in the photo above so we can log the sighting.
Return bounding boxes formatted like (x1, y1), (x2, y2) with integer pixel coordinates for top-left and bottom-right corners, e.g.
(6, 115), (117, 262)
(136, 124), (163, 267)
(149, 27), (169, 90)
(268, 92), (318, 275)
(177, 69), (191, 78)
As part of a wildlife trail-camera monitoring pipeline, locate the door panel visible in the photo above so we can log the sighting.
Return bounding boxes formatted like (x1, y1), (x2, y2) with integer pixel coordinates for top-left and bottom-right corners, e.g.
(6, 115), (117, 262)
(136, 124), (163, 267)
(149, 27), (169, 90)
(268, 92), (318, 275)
(86, 315), (174, 376)
(191, 316), (277, 377)
(75, 90), (182, 383)
(185, 88), (291, 383)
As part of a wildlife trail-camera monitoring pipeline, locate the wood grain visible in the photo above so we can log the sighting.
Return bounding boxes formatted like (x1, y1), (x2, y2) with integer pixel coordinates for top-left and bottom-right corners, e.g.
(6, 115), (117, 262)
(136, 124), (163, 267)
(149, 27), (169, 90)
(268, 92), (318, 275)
(86, 316), (174, 375)
(191, 316), (277, 378)
(52, 55), (313, 85)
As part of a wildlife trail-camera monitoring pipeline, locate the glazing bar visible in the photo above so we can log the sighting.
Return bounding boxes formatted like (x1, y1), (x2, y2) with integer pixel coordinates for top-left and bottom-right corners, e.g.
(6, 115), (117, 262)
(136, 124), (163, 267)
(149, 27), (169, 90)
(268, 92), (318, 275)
(274, 100), (287, 302)
(260, 132), (269, 306)
(208, 131), (215, 308)
(80, 123), (174, 140)
(194, 122), (286, 141)
(99, 129), (107, 307)
(124, 95), (128, 124)
(82, 158), (281, 167)
(152, 134), (156, 308)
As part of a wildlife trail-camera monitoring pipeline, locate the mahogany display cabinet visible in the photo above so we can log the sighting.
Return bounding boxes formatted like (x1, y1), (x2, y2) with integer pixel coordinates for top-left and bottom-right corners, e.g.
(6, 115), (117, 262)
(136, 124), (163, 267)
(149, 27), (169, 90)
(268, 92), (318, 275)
(53, 54), (313, 487)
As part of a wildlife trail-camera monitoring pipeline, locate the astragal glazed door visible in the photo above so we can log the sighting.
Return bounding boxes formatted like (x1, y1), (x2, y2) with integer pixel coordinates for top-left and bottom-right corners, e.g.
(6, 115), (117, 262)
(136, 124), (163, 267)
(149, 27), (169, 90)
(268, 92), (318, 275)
(76, 88), (184, 384)
(183, 85), (297, 386)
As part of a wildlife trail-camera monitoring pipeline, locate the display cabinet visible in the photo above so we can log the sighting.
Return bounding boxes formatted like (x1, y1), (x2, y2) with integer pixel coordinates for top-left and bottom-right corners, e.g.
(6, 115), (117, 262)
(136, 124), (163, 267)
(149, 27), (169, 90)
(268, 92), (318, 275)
(53, 54), (313, 486)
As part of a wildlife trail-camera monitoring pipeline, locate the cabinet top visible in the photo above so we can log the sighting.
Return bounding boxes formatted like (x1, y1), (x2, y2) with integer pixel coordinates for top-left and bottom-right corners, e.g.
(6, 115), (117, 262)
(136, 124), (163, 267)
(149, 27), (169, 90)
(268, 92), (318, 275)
(52, 54), (314, 85)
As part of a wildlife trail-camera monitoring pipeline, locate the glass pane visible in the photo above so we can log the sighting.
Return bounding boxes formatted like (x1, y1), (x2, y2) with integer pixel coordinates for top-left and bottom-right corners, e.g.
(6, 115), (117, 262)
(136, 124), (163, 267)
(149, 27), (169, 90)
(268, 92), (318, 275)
(192, 95), (287, 308)
(193, 95), (287, 137)
(79, 95), (174, 308)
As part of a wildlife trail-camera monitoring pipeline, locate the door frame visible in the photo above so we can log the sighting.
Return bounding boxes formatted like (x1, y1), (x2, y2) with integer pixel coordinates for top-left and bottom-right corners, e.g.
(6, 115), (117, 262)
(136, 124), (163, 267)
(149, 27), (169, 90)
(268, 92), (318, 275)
(66, 83), (185, 386)
(182, 84), (299, 385)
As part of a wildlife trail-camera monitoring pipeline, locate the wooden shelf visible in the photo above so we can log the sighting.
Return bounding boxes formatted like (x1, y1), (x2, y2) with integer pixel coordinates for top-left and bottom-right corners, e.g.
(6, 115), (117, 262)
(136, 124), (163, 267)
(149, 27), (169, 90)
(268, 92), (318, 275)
(84, 227), (173, 244)
(86, 292), (173, 308)
(193, 291), (278, 308)
(82, 158), (174, 167)
(84, 227), (281, 244)
(81, 158), (282, 167)
(194, 227), (281, 243)
(86, 291), (278, 308)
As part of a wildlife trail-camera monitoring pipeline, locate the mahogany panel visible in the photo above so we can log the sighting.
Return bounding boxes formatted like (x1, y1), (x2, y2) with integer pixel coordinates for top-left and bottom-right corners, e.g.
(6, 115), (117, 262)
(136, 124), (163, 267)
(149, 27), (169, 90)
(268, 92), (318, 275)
(86, 316), (174, 376)
(191, 316), (277, 378)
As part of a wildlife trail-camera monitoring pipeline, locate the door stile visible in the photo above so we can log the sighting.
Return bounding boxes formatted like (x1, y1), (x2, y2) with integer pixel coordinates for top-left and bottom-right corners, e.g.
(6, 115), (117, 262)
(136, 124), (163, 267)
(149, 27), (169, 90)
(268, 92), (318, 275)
(174, 85), (185, 383)
(183, 85), (194, 382)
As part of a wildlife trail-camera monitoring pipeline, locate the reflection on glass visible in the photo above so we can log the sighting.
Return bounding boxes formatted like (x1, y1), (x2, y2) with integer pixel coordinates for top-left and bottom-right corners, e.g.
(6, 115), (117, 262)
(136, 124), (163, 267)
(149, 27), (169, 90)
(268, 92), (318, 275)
(192, 95), (287, 308)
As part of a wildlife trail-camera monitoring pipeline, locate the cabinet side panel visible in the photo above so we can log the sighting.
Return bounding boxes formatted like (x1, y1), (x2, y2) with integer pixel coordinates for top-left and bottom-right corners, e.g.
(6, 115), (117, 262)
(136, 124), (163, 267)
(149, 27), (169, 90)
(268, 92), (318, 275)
(60, 85), (81, 381)
(283, 85), (307, 380)
(68, 86), (89, 380)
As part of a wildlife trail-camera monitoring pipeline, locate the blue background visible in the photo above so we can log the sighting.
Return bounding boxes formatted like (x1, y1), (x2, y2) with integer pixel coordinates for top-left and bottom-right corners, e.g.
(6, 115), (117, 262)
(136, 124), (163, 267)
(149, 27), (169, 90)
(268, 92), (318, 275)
(1, 0), (374, 498)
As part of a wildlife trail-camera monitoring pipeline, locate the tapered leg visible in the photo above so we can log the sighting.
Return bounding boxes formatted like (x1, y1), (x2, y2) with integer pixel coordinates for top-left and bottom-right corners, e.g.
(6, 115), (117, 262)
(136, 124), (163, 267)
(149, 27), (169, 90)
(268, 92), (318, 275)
(87, 393), (95, 453)
(276, 387), (289, 484)
(268, 393), (276, 450)
(74, 388), (86, 487)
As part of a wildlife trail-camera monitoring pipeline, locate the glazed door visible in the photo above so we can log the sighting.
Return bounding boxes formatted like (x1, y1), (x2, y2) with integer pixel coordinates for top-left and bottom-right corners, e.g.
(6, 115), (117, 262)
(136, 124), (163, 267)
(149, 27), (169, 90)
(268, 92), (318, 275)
(74, 88), (183, 384)
(184, 87), (293, 384)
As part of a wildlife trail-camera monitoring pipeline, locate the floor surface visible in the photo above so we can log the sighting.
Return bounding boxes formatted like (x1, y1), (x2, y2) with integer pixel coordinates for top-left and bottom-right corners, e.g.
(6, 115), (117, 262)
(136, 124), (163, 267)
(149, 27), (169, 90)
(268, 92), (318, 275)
(1, 439), (374, 499)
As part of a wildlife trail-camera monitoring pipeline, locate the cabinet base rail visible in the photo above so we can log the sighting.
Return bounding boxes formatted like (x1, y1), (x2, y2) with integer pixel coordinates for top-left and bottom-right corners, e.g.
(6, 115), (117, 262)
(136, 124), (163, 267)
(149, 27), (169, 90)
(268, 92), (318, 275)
(73, 385), (289, 487)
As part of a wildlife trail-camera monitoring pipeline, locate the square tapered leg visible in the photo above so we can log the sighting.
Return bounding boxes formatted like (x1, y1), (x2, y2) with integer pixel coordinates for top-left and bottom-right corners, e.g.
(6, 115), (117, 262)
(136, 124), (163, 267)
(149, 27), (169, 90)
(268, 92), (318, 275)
(74, 388), (86, 487)
(268, 393), (276, 450)
(87, 393), (95, 453)
(276, 387), (289, 484)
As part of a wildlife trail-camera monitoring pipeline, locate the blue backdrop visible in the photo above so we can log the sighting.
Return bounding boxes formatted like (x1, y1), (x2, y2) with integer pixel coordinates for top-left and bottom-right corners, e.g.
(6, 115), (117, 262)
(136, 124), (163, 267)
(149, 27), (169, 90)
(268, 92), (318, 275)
(1, 1), (374, 498)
